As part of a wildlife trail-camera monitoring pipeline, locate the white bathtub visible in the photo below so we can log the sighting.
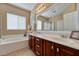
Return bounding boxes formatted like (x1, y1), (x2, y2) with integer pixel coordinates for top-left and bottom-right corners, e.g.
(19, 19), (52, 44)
(0, 34), (29, 55)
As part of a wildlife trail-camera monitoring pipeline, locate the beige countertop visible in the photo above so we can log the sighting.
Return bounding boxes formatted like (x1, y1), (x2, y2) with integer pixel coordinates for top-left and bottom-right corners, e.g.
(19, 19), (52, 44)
(30, 33), (79, 50)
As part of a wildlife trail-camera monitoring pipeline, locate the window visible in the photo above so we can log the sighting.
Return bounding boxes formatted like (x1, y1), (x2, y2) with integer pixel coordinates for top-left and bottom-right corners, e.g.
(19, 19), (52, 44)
(37, 20), (42, 30)
(43, 22), (51, 31)
(7, 13), (26, 30)
(52, 22), (55, 30)
(36, 20), (54, 31)
(18, 16), (26, 29)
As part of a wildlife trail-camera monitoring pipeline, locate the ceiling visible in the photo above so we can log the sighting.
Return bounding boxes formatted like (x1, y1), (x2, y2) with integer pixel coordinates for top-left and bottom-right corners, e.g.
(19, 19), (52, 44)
(41, 3), (71, 17)
(9, 3), (71, 17)
(9, 3), (37, 11)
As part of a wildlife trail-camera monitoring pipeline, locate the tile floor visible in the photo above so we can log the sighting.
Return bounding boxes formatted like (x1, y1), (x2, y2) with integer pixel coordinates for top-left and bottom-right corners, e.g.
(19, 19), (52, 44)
(4, 48), (35, 56)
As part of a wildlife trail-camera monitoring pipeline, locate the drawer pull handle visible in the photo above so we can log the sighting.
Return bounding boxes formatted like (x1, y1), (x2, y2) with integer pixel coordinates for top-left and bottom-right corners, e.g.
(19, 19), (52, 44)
(36, 51), (40, 55)
(36, 39), (39, 41)
(51, 46), (54, 49)
(36, 44), (40, 48)
(57, 48), (59, 52)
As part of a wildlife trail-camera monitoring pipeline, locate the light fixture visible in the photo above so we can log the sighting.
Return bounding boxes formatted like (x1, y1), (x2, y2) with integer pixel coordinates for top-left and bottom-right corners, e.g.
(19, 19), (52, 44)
(36, 4), (46, 14)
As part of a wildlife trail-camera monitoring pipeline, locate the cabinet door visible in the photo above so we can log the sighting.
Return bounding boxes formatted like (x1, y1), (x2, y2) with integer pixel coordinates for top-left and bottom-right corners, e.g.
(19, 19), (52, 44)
(35, 44), (42, 56)
(60, 48), (74, 56)
(45, 40), (55, 56)
(31, 36), (35, 52)
(35, 37), (44, 56)
(29, 35), (32, 49)
(55, 47), (60, 56)
(55, 43), (76, 56)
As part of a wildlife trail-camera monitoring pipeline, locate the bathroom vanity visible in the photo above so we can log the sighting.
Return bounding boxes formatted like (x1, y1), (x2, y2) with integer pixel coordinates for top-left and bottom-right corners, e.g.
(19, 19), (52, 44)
(29, 33), (79, 56)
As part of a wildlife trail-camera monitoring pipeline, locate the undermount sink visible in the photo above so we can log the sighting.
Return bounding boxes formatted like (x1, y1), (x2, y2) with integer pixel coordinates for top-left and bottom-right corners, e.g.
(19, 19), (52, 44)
(44, 35), (64, 39)
(66, 39), (79, 44)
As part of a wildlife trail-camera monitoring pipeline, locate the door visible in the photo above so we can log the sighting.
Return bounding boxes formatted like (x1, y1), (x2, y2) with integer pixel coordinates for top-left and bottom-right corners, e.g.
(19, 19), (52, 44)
(60, 48), (74, 56)
(31, 36), (35, 52)
(45, 40), (55, 56)
(55, 43), (75, 56)
(29, 35), (32, 49)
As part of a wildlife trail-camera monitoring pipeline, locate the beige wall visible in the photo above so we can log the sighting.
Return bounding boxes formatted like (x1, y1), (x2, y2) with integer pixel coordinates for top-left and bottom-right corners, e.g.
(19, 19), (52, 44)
(49, 3), (77, 31)
(49, 14), (63, 22)
(49, 3), (76, 21)
(0, 4), (30, 35)
(63, 3), (76, 14)
(37, 15), (49, 21)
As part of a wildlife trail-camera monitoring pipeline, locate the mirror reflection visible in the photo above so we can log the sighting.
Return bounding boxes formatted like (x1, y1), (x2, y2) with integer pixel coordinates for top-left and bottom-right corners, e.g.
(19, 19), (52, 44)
(36, 3), (79, 31)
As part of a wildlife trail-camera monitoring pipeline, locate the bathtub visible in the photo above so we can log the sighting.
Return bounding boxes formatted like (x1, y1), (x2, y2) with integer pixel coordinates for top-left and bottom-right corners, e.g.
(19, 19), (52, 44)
(0, 34), (29, 55)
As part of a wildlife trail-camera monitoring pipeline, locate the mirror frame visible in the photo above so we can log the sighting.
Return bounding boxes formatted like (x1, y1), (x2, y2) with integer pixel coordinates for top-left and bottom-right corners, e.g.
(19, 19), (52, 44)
(70, 31), (79, 40)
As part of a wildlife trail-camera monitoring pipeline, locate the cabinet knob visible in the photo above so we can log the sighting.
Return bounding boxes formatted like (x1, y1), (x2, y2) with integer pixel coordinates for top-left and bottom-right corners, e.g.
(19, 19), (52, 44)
(57, 48), (59, 52)
(51, 46), (54, 49)
(36, 39), (39, 41)
(36, 51), (40, 55)
(36, 44), (40, 48)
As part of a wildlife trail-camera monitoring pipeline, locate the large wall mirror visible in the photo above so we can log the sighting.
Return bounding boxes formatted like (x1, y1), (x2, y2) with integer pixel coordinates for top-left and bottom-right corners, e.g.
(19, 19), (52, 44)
(36, 3), (79, 31)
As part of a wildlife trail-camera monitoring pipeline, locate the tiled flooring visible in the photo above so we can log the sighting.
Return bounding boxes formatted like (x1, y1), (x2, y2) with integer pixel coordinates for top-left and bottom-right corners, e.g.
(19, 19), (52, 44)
(5, 48), (35, 56)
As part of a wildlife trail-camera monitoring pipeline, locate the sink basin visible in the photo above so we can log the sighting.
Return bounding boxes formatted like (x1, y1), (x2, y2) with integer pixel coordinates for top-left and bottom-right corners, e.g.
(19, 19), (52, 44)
(66, 39), (79, 44)
(44, 35), (64, 39)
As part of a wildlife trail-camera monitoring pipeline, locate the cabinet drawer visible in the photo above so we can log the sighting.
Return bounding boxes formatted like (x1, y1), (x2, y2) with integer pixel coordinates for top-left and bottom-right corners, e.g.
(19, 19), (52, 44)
(35, 50), (41, 56)
(35, 45), (42, 56)
(36, 44), (42, 48)
(35, 44), (42, 51)
(35, 40), (43, 46)
(35, 37), (43, 45)
(36, 38), (42, 42)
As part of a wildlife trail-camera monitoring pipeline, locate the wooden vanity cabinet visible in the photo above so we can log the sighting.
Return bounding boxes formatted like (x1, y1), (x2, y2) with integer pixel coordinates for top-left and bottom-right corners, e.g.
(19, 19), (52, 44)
(35, 37), (44, 56)
(34, 38), (56, 56)
(44, 40), (56, 56)
(55, 43), (79, 56)
(29, 35), (79, 56)
(29, 35), (32, 49)
(29, 35), (36, 52)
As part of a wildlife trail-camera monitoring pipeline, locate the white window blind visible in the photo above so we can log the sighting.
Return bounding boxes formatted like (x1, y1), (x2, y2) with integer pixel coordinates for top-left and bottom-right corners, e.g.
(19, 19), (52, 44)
(52, 22), (54, 30)
(43, 22), (51, 30)
(7, 13), (26, 30)
(37, 20), (42, 30)
(18, 16), (26, 29)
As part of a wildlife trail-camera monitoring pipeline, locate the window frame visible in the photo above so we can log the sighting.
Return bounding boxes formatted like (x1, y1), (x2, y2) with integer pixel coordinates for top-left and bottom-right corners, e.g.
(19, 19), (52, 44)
(36, 20), (42, 31)
(36, 20), (54, 31)
(7, 12), (26, 30)
(70, 31), (79, 40)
